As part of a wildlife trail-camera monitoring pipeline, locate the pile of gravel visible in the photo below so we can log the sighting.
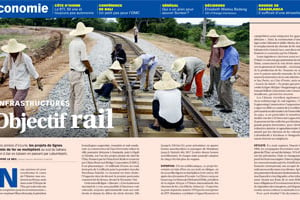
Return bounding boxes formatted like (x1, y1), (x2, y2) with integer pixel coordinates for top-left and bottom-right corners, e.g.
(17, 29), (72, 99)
(121, 34), (249, 137)
(21, 32), (113, 137)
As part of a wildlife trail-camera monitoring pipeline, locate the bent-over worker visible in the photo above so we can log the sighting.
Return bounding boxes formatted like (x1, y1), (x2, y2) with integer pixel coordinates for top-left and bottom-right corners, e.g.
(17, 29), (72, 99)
(171, 57), (206, 99)
(130, 54), (158, 91)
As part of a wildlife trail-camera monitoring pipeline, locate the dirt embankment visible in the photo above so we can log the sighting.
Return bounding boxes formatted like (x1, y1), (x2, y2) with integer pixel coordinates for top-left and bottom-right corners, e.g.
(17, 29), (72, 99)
(0, 27), (95, 137)
(31, 31), (63, 63)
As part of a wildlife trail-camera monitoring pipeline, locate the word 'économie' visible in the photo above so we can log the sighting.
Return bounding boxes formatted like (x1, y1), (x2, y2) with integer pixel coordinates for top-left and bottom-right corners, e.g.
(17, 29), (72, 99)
(0, 109), (113, 134)
(0, 3), (48, 14)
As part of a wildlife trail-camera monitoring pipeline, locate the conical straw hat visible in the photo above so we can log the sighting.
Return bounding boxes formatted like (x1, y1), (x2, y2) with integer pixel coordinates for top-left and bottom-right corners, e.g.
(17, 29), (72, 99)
(69, 22), (94, 36)
(130, 56), (143, 71)
(1, 39), (26, 53)
(213, 35), (236, 48)
(154, 72), (181, 90)
(109, 60), (122, 70)
(171, 58), (186, 72)
(206, 29), (219, 38)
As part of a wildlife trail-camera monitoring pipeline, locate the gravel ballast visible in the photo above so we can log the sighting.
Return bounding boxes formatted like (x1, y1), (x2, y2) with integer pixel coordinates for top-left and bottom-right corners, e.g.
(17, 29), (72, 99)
(121, 34), (249, 137)
(21, 32), (249, 137)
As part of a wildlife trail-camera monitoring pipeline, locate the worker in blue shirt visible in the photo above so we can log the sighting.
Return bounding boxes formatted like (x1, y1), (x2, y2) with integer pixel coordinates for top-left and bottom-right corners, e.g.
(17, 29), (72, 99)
(214, 35), (239, 113)
(130, 54), (158, 91)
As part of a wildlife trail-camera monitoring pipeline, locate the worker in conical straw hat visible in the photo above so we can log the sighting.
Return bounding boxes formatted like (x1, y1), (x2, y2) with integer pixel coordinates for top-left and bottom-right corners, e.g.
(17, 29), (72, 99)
(0, 39), (43, 124)
(130, 53), (158, 92)
(171, 57), (206, 99)
(149, 72), (184, 132)
(68, 22), (95, 125)
(213, 35), (239, 113)
(204, 29), (224, 98)
(93, 61), (123, 102)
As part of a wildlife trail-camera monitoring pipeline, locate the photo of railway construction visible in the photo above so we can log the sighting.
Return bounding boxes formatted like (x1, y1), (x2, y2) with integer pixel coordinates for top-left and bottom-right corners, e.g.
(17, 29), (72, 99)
(0, 18), (249, 137)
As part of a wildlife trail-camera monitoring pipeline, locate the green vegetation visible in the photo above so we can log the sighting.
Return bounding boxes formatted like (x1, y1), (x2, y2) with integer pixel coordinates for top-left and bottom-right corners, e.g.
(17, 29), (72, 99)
(0, 18), (249, 63)
(0, 34), (48, 52)
(0, 18), (119, 32)
(117, 18), (249, 63)
(0, 24), (10, 28)
(0, 34), (48, 61)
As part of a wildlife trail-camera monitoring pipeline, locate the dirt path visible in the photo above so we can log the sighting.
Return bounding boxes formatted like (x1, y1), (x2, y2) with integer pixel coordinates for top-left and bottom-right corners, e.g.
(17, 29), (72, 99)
(0, 27), (95, 136)
(119, 32), (249, 97)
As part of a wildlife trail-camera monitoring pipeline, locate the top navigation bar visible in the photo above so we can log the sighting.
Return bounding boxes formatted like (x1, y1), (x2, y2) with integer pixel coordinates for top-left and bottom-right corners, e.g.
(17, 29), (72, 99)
(0, 1), (299, 18)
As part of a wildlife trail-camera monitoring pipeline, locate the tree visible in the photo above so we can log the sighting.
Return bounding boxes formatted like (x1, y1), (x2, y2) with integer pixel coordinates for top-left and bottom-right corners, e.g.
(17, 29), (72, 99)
(116, 18), (136, 31)
(200, 18), (207, 44)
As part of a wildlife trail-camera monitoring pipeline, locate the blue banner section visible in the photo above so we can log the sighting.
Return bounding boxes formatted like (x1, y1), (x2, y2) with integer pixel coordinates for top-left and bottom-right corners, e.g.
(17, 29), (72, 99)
(0, 1), (299, 18)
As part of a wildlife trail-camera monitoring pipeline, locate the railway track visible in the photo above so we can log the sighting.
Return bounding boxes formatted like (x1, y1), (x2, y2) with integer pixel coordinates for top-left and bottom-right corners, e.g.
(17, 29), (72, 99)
(98, 31), (237, 137)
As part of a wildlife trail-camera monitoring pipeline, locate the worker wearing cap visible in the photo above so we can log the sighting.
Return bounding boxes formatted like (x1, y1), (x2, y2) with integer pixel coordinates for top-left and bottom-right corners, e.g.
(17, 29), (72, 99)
(0, 39), (43, 120)
(214, 35), (239, 113)
(68, 22), (94, 119)
(94, 61), (123, 102)
(111, 43), (127, 67)
(204, 29), (224, 98)
(171, 57), (206, 99)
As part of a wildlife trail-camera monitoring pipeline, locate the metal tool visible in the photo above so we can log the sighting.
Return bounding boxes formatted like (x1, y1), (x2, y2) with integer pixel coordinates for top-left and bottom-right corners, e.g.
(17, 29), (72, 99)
(144, 67), (150, 91)
(87, 73), (100, 115)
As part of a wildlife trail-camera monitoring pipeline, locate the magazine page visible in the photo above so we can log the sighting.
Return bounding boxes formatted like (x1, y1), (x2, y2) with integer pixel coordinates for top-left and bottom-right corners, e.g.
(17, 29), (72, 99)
(0, 0), (298, 199)
(251, 18), (300, 199)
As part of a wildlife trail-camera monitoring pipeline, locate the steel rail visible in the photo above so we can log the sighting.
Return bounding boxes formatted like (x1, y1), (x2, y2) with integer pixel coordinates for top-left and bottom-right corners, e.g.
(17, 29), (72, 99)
(155, 69), (222, 137)
(181, 95), (222, 137)
(97, 31), (139, 137)
(98, 31), (221, 137)
(122, 68), (139, 137)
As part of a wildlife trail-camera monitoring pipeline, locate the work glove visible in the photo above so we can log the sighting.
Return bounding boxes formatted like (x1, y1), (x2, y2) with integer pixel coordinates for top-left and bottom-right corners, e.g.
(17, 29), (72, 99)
(90, 72), (97, 82)
(84, 69), (90, 75)
(117, 86), (123, 92)
(230, 75), (240, 84)
(37, 78), (43, 91)
(121, 85), (126, 91)
(178, 84), (185, 90)
(148, 60), (154, 67)
(207, 63), (210, 68)
(116, 57), (124, 60)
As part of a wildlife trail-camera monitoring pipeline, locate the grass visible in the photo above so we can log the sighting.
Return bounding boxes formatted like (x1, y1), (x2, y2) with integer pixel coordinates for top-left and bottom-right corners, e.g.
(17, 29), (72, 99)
(62, 37), (72, 50)
(0, 34), (49, 53)
(192, 42), (211, 51)
(29, 39), (49, 50)
(240, 56), (249, 64)
(0, 24), (10, 28)
(0, 33), (49, 62)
